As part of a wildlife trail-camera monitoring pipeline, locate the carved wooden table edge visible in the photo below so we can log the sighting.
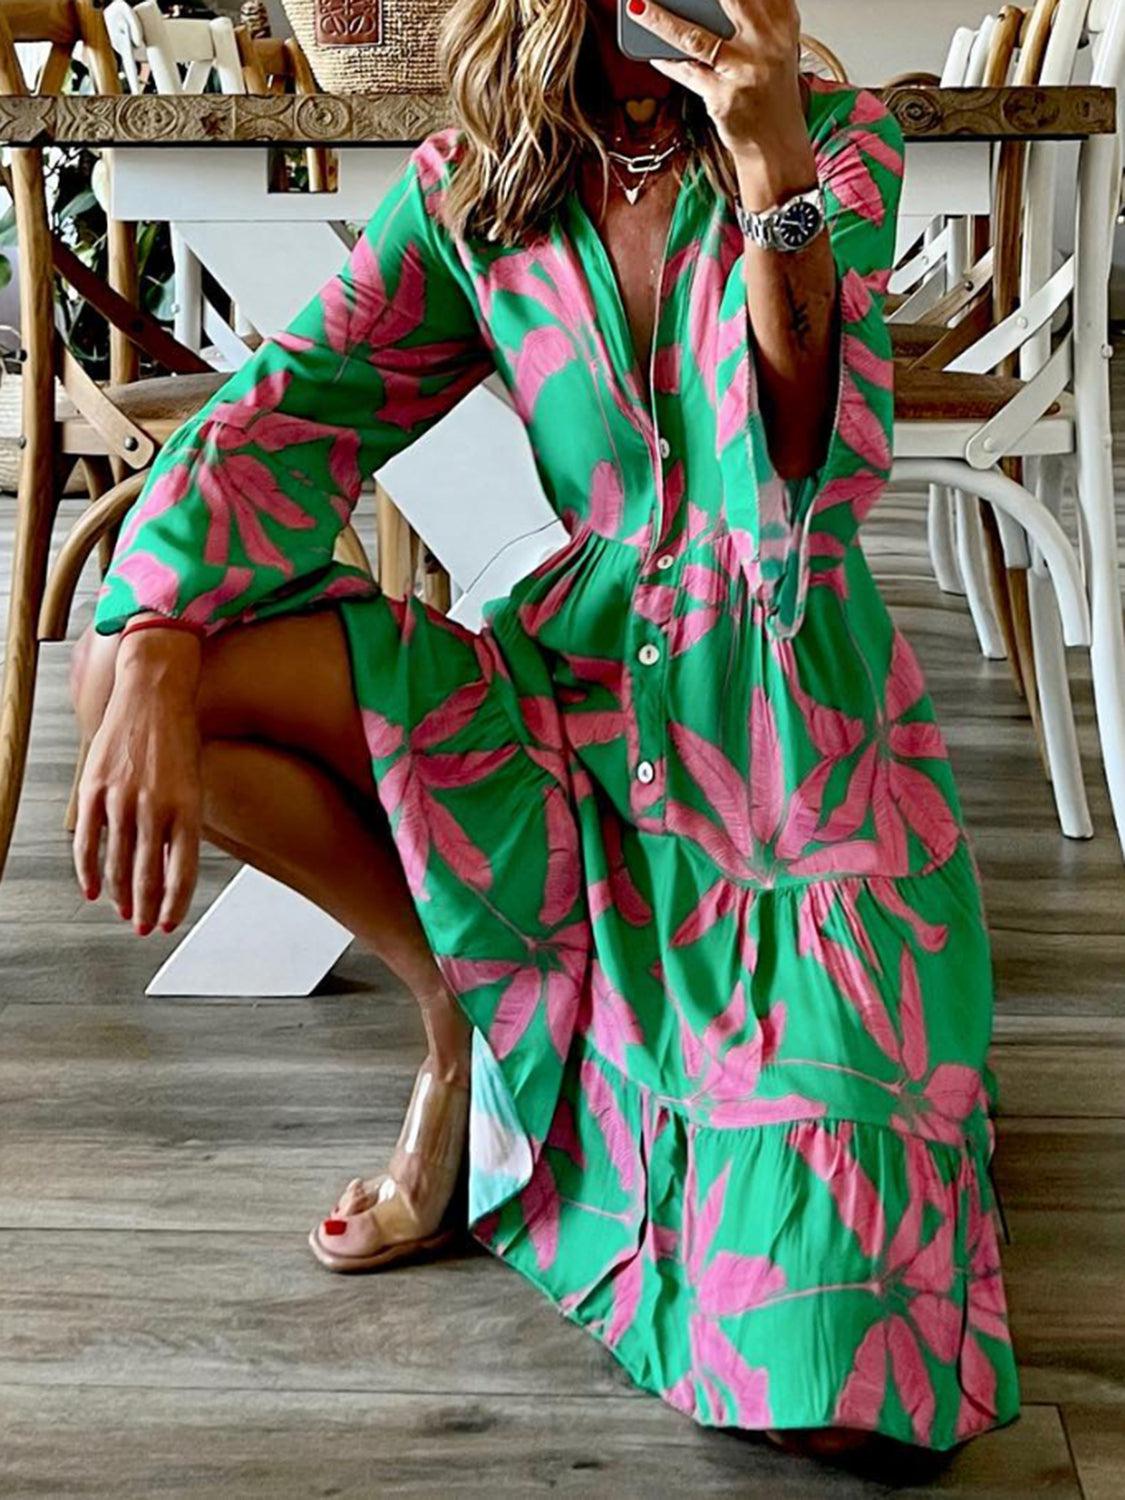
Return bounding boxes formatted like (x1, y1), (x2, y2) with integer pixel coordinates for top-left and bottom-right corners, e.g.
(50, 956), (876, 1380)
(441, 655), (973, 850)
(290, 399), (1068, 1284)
(0, 85), (1114, 147)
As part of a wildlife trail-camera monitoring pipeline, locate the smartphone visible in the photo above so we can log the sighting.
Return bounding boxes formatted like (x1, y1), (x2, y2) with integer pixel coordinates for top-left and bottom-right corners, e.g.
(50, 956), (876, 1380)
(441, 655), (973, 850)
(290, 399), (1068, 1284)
(617, 0), (736, 63)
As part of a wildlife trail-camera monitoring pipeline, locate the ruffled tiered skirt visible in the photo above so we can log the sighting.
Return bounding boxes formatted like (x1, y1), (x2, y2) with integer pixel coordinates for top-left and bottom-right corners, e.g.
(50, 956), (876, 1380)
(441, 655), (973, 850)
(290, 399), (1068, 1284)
(335, 526), (1021, 1452)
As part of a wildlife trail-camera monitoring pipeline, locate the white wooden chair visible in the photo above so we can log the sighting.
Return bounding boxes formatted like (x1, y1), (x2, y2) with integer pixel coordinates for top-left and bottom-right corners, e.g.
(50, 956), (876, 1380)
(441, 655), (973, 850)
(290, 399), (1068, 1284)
(888, 0), (1103, 840)
(887, 24), (992, 327)
(893, 0), (1125, 855)
(104, 0), (249, 369)
(889, 14), (1007, 652)
(1013, 0), (1115, 843)
(104, 0), (334, 371)
(887, 4), (1093, 668)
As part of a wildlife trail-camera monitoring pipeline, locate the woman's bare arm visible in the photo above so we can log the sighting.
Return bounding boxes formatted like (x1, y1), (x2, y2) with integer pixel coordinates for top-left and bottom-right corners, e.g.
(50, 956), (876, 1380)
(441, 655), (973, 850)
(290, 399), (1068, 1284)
(732, 123), (838, 480)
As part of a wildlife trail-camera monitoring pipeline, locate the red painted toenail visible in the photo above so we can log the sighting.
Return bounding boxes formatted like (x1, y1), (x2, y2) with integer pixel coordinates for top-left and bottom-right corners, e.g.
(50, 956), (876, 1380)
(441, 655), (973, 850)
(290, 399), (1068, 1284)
(628, 0), (645, 12)
(323, 1218), (348, 1235)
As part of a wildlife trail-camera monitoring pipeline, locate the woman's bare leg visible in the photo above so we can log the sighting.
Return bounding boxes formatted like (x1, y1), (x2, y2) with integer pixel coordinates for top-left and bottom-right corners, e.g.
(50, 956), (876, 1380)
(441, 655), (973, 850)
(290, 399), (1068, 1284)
(71, 607), (471, 1242)
(197, 736), (471, 1085)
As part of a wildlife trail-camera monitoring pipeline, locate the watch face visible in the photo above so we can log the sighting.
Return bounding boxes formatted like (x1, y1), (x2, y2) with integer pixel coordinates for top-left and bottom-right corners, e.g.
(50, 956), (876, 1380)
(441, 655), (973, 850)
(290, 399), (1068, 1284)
(775, 197), (823, 248)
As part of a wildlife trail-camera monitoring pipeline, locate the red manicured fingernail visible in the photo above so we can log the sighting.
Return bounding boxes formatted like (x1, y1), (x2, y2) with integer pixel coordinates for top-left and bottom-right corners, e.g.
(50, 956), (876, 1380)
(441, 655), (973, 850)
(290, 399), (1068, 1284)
(323, 1219), (348, 1236)
(628, 0), (644, 11)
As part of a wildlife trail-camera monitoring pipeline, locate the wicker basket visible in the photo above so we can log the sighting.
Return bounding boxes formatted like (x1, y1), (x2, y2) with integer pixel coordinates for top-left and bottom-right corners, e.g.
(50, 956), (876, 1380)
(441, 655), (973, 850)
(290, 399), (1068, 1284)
(279, 0), (446, 93)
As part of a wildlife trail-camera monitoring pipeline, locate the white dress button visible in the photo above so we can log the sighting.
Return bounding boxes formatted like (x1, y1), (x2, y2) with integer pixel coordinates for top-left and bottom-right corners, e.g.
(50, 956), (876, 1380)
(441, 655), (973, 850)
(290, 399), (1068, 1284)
(657, 436), (671, 460)
(637, 642), (661, 666)
(635, 759), (655, 784)
(655, 552), (675, 571)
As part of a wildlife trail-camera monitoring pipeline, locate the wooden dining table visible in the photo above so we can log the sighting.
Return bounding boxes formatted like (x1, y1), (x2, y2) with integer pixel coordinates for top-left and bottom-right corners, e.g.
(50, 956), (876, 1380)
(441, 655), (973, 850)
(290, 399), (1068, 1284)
(0, 84), (1115, 342)
(0, 84), (1116, 998)
(0, 81), (1114, 145)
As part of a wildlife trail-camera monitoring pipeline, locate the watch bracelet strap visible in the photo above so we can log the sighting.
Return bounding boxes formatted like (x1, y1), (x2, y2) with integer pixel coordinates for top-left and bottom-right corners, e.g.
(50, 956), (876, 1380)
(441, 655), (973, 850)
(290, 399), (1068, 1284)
(735, 182), (825, 247)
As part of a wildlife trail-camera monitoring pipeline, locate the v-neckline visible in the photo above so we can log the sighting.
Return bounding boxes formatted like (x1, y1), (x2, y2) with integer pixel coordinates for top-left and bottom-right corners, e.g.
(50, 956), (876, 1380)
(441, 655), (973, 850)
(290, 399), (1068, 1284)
(559, 76), (818, 419)
(562, 155), (705, 419)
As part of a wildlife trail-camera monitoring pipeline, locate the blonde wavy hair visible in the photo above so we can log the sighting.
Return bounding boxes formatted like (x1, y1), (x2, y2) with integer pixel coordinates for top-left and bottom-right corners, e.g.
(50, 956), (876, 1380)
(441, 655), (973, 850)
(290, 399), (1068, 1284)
(435, 0), (742, 245)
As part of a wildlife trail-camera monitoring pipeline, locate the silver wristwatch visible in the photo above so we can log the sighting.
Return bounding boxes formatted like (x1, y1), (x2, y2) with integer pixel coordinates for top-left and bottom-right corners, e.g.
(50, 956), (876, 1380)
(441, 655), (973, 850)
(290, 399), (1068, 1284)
(735, 183), (827, 252)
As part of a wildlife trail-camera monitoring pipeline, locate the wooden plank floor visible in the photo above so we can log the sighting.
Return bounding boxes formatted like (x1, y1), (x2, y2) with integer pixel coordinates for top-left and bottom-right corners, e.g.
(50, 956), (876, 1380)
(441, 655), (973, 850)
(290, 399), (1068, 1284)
(2, 368), (1124, 1496)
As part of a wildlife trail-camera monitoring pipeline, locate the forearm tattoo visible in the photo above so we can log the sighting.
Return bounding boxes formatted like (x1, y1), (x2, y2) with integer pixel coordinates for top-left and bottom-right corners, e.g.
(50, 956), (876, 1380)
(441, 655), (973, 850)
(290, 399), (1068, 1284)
(783, 275), (812, 353)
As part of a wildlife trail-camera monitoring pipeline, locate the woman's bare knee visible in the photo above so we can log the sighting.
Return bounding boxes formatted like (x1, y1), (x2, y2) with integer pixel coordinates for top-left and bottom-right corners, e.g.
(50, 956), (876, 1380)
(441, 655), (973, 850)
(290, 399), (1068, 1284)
(71, 608), (373, 803)
(194, 609), (374, 800)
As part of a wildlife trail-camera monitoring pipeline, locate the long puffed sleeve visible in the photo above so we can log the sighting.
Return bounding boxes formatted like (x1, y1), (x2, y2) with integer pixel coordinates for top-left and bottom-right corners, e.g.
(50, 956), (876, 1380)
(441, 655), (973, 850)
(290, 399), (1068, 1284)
(93, 134), (495, 638)
(720, 84), (905, 641)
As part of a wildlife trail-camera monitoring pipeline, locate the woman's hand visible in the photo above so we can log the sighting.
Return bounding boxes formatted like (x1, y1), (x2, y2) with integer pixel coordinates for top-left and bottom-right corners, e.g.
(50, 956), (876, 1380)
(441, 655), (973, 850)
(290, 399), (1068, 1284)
(74, 630), (204, 936)
(624, 0), (806, 162)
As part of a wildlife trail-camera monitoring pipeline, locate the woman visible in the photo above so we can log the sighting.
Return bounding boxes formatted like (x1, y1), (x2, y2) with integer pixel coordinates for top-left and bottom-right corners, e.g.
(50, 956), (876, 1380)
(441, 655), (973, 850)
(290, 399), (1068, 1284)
(70, 0), (1020, 1462)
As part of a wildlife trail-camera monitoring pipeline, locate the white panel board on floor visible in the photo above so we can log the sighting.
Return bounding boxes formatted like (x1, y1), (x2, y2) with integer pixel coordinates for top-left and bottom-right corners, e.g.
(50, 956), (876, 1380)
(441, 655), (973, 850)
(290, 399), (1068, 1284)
(145, 866), (352, 999)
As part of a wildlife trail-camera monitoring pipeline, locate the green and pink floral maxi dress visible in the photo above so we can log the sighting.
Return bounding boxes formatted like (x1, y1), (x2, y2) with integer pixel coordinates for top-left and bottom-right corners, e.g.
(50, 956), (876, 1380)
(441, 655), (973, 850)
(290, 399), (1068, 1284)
(94, 77), (1021, 1449)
